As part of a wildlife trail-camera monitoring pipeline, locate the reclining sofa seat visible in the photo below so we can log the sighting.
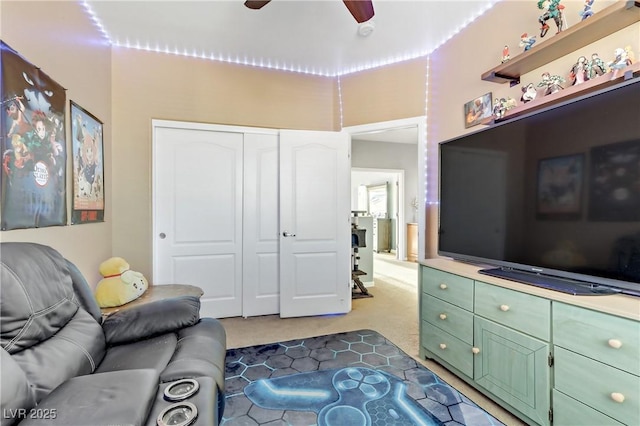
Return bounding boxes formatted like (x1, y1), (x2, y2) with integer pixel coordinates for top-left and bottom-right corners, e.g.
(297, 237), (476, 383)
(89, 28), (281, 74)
(0, 242), (226, 426)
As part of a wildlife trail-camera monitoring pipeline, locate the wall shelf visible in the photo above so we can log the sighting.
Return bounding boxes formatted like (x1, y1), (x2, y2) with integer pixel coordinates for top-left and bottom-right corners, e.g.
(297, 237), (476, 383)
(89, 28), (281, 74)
(481, 1), (640, 84)
(489, 62), (640, 123)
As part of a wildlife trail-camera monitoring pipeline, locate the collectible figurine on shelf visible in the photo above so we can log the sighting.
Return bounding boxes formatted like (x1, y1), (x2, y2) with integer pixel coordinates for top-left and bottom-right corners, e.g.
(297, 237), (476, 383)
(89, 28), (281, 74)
(493, 97), (517, 118)
(502, 45), (510, 63)
(537, 72), (565, 95)
(586, 52), (607, 79)
(493, 98), (505, 118)
(521, 83), (538, 103)
(579, 0), (595, 20)
(537, 0), (565, 37)
(626, 46), (636, 64)
(608, 47), (634, 77)
(519, 33), (536, 51)
(569, 56), (589, 85)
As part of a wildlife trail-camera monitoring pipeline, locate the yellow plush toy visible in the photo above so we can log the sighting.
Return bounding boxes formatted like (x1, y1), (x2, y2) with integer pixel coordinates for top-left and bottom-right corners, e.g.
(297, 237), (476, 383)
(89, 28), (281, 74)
(95, 257), (149, 308)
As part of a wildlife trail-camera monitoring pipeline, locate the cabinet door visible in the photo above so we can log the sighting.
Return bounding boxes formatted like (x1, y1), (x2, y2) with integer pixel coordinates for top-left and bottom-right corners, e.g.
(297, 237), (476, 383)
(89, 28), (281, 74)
(474, 317), (550, 425)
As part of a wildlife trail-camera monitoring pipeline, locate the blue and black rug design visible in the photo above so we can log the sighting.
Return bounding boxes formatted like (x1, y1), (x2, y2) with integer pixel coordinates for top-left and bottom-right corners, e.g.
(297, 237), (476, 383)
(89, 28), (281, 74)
(223, 329), (503, 425)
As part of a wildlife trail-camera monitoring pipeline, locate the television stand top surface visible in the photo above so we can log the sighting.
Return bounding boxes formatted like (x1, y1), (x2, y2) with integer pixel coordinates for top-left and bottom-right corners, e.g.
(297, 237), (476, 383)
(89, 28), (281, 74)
(479, 267), (621, 296)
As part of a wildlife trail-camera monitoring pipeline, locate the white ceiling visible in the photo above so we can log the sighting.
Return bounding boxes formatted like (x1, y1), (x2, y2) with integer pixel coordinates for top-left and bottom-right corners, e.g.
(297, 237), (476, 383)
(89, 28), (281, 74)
(85, 0), (497, 77)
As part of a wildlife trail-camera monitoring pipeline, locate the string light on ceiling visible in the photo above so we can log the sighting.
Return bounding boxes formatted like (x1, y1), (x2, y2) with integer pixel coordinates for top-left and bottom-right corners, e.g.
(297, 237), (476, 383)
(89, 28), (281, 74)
(82, 1), (497, 77)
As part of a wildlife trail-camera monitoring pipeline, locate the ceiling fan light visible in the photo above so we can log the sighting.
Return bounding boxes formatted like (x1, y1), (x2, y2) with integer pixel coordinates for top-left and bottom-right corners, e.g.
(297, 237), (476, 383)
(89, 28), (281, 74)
(357, 20), (375, 37)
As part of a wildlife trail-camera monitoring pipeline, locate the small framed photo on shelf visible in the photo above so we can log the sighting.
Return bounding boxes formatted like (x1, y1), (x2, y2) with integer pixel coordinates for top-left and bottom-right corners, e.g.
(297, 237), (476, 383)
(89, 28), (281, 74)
(464, 92), (493, 128)
(536, 153), (584, 220)
(70, 101), (105, 224)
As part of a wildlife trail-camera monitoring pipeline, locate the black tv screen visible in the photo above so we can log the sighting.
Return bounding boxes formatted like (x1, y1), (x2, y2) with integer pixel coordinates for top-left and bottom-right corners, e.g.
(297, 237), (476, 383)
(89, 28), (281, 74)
(438, 78), (640, 296)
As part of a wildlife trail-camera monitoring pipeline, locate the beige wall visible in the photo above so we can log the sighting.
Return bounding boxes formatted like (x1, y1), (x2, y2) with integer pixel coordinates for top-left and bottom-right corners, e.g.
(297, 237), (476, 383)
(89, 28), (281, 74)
(340, 58), (428, 127)
(0, 1), (112, 286)
(111, 49), (338, 277)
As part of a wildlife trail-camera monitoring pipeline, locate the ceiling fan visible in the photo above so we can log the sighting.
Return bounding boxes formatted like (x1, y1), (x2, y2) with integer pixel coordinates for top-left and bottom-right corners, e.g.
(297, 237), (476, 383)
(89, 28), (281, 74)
(244, 0), (375, 23)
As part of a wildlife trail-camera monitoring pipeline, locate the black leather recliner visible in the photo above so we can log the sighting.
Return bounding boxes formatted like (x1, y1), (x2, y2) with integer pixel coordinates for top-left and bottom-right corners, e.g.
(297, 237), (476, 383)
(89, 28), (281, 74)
(0, 242), (226, 426)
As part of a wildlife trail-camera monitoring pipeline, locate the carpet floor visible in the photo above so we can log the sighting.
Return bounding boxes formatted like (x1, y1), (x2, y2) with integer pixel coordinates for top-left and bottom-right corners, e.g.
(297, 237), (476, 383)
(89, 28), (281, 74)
(222, 329), (504, 426)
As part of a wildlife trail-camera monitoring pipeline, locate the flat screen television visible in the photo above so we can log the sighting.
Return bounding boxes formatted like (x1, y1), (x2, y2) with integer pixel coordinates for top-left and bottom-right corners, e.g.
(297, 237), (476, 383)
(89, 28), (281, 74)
(438, 77), (640, 297)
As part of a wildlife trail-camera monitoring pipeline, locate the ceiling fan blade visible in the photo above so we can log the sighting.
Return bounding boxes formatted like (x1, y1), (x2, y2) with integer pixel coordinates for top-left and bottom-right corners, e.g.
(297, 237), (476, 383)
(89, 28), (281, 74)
(244, 0), (271, 10)
(343, 0), (375, 23)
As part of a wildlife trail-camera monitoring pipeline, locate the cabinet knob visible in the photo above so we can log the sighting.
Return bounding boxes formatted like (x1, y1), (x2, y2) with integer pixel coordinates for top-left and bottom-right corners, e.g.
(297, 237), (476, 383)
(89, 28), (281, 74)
(610, 393), (625, 403)
(472, 347), (480, 354)
(608, 339), (622, 349)
(439, 283), (448, 290)
(500, 304), (510, 312)
(439, 313), (447, 320)
(439, 343), (447, 350)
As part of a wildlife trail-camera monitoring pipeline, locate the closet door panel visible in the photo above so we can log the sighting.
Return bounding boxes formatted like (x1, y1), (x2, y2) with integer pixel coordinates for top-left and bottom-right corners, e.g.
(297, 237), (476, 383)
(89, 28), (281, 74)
(243, 133), (280, 317)
(154, 125), (243, 318)
(279, 130), (351, 318)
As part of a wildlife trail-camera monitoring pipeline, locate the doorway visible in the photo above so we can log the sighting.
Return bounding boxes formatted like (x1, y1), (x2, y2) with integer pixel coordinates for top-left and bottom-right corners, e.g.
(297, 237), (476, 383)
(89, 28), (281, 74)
(351, 168), (406, 286)
(345, 116), (426, 287)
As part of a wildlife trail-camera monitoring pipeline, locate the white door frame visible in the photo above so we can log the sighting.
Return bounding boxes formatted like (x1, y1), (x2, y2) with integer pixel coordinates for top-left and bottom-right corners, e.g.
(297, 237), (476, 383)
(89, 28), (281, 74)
(344, 116), (426, 262)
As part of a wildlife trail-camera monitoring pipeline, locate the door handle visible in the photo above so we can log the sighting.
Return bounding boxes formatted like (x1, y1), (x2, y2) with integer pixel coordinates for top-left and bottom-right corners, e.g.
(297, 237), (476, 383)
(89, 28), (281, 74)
(282, 231), (296, 237)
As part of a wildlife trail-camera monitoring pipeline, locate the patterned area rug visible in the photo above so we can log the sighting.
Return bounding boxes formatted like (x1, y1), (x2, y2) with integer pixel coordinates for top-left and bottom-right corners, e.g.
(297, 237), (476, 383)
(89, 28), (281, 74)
(223, 329), (503, 425)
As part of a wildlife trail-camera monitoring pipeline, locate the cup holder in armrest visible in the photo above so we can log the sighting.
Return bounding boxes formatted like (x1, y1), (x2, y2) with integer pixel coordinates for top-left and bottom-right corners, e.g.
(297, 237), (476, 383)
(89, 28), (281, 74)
(163, 378), (200, 402)
(156, 401), (197, 426)
(149, 377), (217, 426)
(157, 379), (200, 426)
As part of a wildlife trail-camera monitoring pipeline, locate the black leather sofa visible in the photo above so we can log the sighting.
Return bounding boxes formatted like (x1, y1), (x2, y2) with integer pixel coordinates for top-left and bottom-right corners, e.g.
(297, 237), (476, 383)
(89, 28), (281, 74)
(0, 242), (226, 426)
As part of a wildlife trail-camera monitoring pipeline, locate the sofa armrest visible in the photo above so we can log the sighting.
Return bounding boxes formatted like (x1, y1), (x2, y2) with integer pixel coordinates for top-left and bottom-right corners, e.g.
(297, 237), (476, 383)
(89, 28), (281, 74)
(102, 295), (200, 345)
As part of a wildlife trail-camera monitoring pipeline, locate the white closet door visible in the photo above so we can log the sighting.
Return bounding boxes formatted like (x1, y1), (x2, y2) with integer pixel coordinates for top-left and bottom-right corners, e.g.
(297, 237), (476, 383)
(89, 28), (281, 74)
(279, 130), (352, 318)
(153, 123), (243, 318)
(242, 132), (280, 317)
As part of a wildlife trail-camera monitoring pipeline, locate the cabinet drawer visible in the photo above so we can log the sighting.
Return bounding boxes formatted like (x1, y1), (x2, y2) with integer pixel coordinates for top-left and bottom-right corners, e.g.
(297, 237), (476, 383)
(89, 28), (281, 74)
(421, 267), (474, 311)
(475, 280), (550, 341)
(553, 302), (640, 376)
(552, 390), (623, 426)
(421, 320), (473, 378)
(554, 347), (639, 426)
(422, 294), (473, 344)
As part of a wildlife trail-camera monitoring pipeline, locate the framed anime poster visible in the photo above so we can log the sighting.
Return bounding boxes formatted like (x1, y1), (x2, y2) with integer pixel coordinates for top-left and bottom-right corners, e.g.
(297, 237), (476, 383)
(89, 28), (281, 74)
(1, 41), (67, 230)
(536, 153), (584, 220)
(70, 101), (104, 224)
(588, 140), (640, 222)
